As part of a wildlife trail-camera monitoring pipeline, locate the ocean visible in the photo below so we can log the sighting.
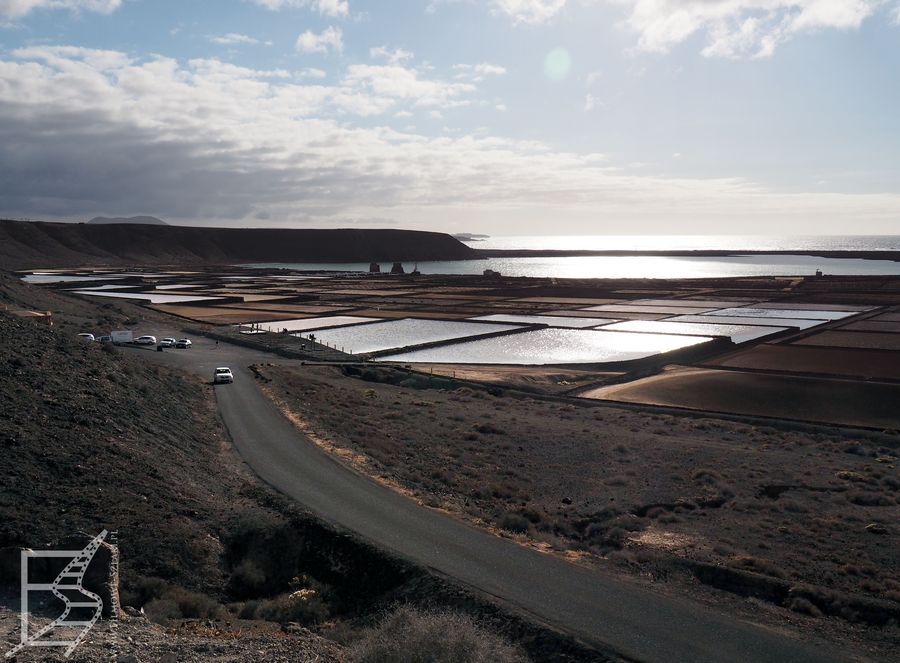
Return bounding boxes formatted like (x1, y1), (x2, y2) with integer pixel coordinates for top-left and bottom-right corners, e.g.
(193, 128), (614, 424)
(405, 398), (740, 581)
(248, 235), (900, 280)
(464, 235), (900, 252)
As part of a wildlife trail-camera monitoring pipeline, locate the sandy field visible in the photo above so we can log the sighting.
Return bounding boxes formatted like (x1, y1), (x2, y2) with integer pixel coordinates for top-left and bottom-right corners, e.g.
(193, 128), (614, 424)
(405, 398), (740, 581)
(838, 320), (900, 332)
(705, 344), (900, 381)
(415, 364), (620, 394)
(581, 366), (900, 429)
(794, 330), (900, 351)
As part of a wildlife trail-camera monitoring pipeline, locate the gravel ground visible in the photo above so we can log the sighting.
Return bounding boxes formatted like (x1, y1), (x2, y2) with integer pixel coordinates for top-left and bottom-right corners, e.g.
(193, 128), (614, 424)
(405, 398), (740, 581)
(0, 605), (343, 662)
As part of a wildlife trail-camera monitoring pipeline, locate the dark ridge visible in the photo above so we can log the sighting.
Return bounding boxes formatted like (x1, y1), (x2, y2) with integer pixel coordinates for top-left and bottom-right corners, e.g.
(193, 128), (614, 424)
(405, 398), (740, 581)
(88, 215), (168, 226)
(0, 219), (478, 270)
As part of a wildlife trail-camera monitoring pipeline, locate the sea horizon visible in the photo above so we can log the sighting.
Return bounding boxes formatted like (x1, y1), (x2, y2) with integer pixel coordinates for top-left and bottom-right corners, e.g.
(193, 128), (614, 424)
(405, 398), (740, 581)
(458, 234), (900, 252)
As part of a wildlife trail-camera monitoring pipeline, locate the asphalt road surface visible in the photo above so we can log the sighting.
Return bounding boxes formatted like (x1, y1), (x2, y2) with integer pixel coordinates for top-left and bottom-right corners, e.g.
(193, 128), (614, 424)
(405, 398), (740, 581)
(137, 335), (868, 663)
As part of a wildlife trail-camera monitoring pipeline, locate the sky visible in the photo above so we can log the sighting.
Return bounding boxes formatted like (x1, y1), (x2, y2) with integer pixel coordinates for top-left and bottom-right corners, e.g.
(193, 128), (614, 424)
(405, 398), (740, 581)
(1, 0), (899, 235)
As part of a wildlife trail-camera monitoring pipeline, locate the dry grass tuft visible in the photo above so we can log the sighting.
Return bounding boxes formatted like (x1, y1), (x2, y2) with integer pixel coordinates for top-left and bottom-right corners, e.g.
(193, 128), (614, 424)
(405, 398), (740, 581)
(347, 605), (528, 663)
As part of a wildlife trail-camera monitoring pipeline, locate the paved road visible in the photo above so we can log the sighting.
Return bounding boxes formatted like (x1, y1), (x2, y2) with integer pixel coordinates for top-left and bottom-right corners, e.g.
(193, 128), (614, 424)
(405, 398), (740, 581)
(138, 336), (866, 663)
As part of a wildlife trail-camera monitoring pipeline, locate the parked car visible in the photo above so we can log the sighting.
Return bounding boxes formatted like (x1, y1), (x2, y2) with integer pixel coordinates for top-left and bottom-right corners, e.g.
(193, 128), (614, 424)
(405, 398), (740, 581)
(213, 367), (234, 384)
(77, 333), (95, 341)
(97, 335), (112, 344)
(159, 338), (176, 348)
(134, 335), (157, 345)
(175, 338), (192, 349)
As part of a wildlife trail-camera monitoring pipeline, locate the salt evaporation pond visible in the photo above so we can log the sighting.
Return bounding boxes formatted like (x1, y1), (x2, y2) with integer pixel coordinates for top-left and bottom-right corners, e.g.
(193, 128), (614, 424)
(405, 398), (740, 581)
(24, 274), (126, 284)
(668, 314), (824, 329)
(629, 299), (752, 308)
(303, 319), (522, 354)
(583, 304), (718, 315)
(154, 284), (205, 290)
(71, 290), (224, 304)
(753, 302), (874, 312)
(705, 307), (856, 320)
(377, 328), (713, 365)
(70, 284), (140, 291)
(602, 320), (788, 343)
(469, 314), (619, 328)
(259, 316), (380, 332)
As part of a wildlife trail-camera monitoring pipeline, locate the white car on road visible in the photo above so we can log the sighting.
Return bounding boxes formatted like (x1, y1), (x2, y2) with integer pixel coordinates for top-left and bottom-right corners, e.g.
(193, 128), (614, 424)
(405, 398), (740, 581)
(159, 337), (176, 348)
(175, 338), (193, 349)
(213, 367), (234, 384)
(134, 335), (157, 345)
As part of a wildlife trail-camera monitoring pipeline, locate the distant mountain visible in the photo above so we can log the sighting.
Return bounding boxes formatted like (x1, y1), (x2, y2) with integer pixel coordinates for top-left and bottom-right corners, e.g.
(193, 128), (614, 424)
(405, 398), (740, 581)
(87, 216), (168, 226)
(452, 233), (490, 242)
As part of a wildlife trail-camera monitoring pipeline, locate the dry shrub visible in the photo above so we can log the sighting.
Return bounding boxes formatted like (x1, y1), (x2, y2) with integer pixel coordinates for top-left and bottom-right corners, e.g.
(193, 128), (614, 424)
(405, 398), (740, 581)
(228, 558), (267, 598)
(731, 555), (788, 580)
(498, 512), (529, 534)
(658, 513), (681, 524)
(254, 589), (330, 624)
(847, 491), (893, 507)
(692, 468), (722, 484)
(139, 584), (222, 625)
(143, 598), (181, 625)
(347, 605), (528, 663)
(787, 597), (823, 617)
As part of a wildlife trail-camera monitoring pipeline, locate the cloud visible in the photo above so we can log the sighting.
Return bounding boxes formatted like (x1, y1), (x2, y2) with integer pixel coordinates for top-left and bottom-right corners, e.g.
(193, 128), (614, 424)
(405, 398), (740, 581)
(210, 33), (260, 46)
(369, 45), (415, 64)
(467, 1), (889, 57)
(453, 62), (507, 82)
(491, 0), (567, 24)
(0, 0), (120, 18)
(343, 63), (475, 107)
(313, 0), (348, 15)
(1, 45), (898, 233)
(295, 26), (343, 54)
(612, 0), (882, 58)
(249, 0), (349, 17)
(297, 67), (327, 78)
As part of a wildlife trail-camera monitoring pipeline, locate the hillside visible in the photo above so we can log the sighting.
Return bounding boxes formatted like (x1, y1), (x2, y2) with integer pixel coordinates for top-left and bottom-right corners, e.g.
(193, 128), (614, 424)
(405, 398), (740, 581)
(0, 219), (478, 270)
(0, 303), (257, 596)
(0, 275), (595, 662)
(88, 215), (168, 226)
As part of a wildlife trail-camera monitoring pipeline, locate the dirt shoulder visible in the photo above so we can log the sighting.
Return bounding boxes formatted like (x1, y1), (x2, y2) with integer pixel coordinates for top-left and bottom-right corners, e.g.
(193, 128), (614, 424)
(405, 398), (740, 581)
(257, 362), (900, 659)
